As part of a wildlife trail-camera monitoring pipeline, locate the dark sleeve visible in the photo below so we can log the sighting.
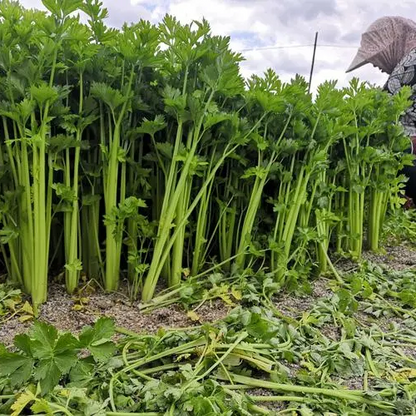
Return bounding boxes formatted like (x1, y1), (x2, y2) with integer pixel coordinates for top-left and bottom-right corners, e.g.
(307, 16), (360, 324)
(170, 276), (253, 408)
(384, 49), (416, 95)
(384, 49), (416, 137)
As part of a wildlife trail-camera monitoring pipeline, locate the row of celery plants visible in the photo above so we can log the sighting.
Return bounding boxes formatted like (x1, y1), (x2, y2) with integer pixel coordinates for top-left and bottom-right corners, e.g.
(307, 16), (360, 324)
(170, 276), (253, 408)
(0, 0), (412, 308)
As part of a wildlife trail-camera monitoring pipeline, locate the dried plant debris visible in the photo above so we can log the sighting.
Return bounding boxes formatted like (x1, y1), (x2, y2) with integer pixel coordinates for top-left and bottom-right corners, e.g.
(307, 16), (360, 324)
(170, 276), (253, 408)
(2, 261), (416, 414)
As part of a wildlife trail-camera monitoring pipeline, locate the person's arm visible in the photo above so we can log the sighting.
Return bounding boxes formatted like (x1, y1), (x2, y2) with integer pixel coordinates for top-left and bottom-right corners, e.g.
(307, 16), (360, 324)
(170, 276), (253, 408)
(384, 49), (416, 94)
(383, 49), (416, 152)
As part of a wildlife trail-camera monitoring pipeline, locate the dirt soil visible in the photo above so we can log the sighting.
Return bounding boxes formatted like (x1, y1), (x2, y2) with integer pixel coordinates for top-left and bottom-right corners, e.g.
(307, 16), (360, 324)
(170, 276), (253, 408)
(0, 282), (230, 347)
(1, 243), (415, 348)
(1, 243), (416, 415)
(335, 242), (416, 272)
(270, 243), (416, 391)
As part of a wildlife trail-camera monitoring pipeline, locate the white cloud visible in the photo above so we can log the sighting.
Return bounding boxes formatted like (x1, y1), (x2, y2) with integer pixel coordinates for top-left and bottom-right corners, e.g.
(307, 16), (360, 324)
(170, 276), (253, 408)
(19, 0), (151, 26)
(19, 0), (44, 9)
(17, 0), (411, 91)
(169, 0), (255, 34)
(132, 0), (396, 90)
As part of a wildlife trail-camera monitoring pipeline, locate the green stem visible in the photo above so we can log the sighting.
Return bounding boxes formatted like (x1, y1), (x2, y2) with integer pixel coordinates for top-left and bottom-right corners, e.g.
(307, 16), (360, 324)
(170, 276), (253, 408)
(104, 69), (135, 291)
(106, 413), (161, 416)
(223, 374), (393, 410)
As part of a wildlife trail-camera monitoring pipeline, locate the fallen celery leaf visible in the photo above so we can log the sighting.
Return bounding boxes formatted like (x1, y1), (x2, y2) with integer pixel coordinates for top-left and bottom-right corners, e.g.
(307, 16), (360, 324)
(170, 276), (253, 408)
(11, 391), (36, 416)
(187, 311), (200, 321)
(18, 315), (33, 323)
(231, 287), (242, 300)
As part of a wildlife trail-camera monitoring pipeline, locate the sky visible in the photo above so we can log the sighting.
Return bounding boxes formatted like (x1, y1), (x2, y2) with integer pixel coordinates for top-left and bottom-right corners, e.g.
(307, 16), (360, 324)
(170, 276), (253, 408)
(19, 0), (416, 91)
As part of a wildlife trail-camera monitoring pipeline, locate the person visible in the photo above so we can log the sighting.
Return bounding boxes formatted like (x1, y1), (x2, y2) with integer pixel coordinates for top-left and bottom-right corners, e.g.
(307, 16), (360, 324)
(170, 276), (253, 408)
(346, 16), (416, 205)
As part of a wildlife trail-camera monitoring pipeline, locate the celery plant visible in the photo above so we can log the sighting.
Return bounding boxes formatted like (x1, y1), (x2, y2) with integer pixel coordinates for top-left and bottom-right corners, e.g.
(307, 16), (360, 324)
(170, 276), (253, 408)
(0, 0), (82, 311)
(61, 25), (98, 292)
(0, 0), (410, 307)
(90, 20), (160, 291)
(142, 19), (247, 301)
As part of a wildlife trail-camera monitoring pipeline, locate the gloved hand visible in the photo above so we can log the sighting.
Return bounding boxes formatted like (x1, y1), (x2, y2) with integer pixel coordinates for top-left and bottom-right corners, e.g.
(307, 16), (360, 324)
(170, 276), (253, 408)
(404, 195), (415, 209)
(411, 136), (416, 154)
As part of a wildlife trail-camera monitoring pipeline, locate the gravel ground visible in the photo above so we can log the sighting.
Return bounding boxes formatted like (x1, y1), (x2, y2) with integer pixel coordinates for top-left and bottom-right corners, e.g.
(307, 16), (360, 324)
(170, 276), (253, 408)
(269, 243), (416, 393)
(1, 243), (416, 394)
(363, 244), (416, 269)
(333, 242), (416, 273)
(272, 243), (416, 324)
(0, 282), (230, 347)
(272, 278), (333, 320)
(245, 388), (286, 412)
(3, 242), (411, 346)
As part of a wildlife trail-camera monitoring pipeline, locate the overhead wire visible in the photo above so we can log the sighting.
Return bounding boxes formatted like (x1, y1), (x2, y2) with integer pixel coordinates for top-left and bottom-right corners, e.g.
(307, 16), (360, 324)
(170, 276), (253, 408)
(237, 44), (359, 52)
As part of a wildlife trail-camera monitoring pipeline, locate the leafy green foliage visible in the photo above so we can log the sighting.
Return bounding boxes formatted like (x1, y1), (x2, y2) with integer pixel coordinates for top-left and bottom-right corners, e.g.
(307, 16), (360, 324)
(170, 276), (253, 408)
(2, 259), (416, 415)
(79, 317), (116, 361)
(0, 284), (33, 325)
(0, 0), (411, 308)
(0, 317), (115, 395)
(0, 10), (414, 416)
